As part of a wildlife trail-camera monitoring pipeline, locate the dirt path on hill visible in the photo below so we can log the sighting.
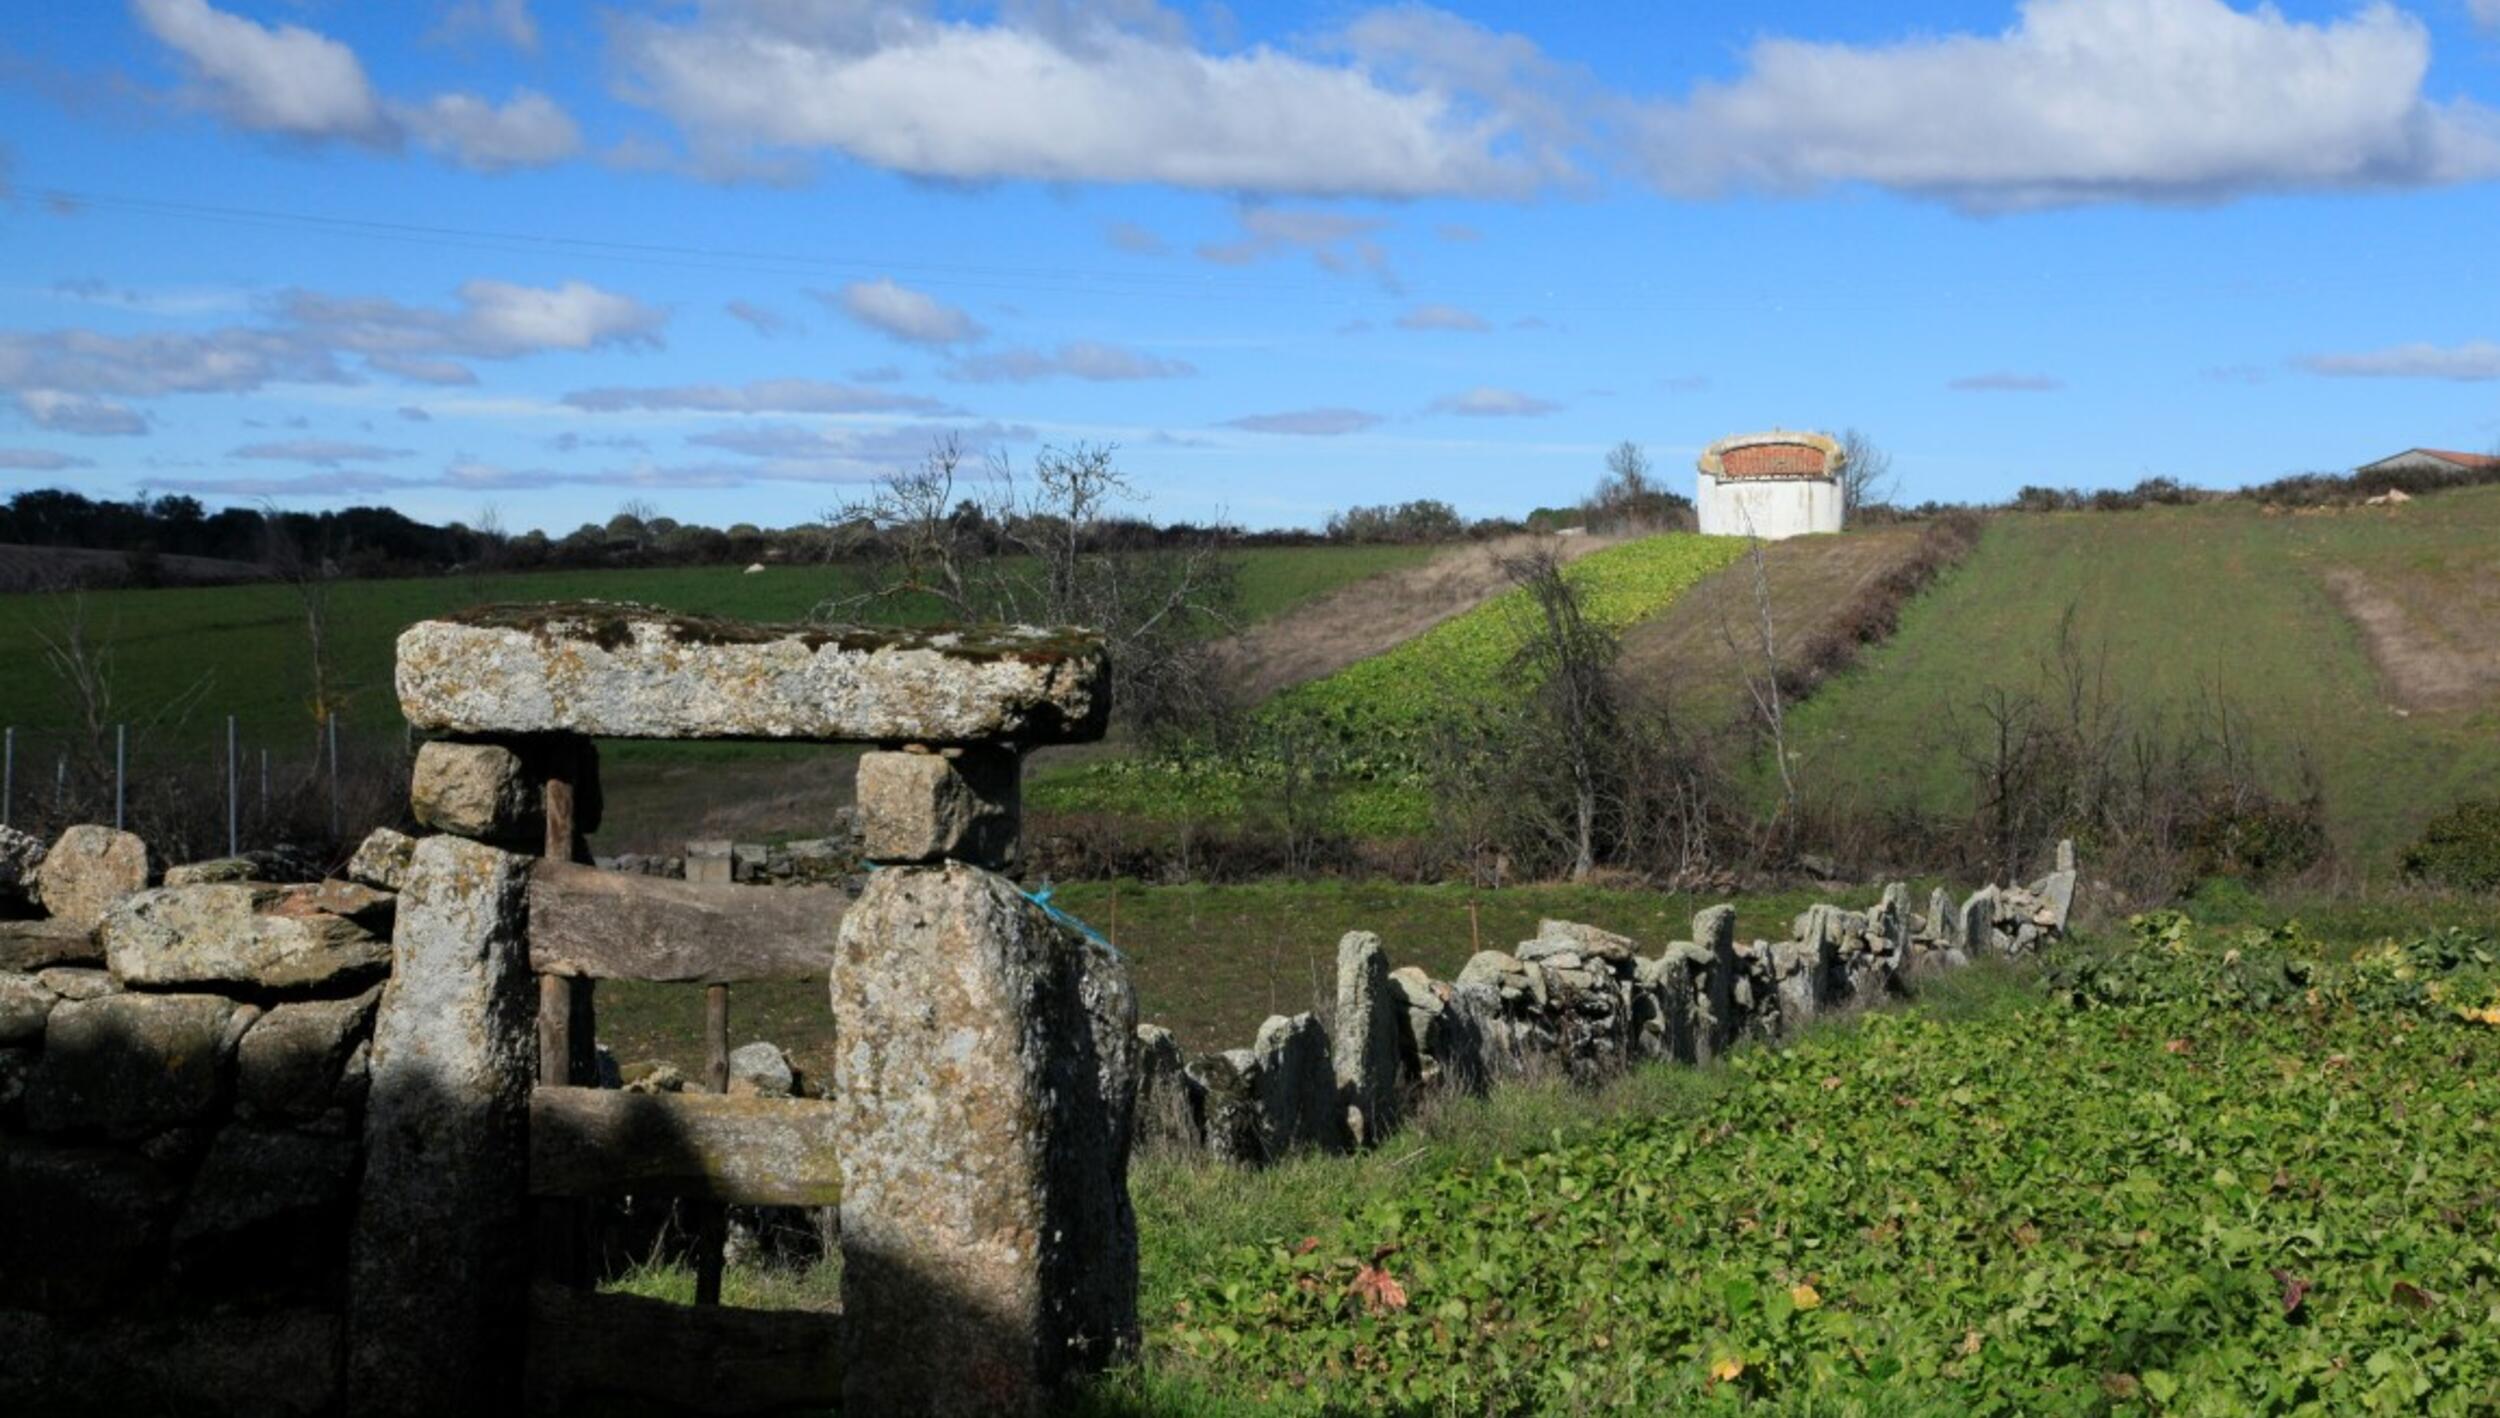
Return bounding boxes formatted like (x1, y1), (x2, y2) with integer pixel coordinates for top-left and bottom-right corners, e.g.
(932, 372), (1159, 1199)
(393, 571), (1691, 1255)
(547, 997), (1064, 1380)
(1216, 532), (1623, 702)
(2322, 566), (2500, 713)
(1616, 528), (1929, 724)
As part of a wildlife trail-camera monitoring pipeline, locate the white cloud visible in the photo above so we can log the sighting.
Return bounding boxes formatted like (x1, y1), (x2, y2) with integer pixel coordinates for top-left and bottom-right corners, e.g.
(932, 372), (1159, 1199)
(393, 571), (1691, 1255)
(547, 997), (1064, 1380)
(1220, 407), (1383, 436)
(826, 279), (987, 347)
(0, 327), (342, 399)
(1948, 371), (2065, 392)
(725, 300), (793, 338)
(1196, 206), (1398, 288)
(367, 353), (479, 386)
(1430, 386), (1559, 417)
(1395, 303), (1490, 333)
(687, 420), (1033, 461)
(560, 379), (957, 414)
(612, 1), (1549, 197)
(133, 0), (583, 170)
(2298, 340), (2500, 380)
(1105, 221), (1167, 255)
(133, 0), (391, 142)
(946, 341), (1196, 383)
(2477, 0), (2500, 32)
(17, 390), (151, 436)
(433, 0), (539, 53)
(1636, 0), (2500, 210)
(284, 280), (665, 359)
(231, 438), (415, 466)
(0, 448), (94, 471)
(399, 90), (582, 171)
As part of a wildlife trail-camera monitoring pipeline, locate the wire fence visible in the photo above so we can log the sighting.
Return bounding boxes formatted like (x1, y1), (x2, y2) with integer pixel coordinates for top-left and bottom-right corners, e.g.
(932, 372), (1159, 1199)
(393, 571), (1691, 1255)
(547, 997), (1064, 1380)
(1, 715), (414, 868)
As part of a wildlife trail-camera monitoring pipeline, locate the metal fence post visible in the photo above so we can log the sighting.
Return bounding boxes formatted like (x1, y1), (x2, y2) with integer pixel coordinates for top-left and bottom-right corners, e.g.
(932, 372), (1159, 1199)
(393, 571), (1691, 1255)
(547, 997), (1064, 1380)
(328, 713), (341, 841)
(115, 724), (126, 830)
(3, 725), (12, 827)
(227, 715), (239, 858)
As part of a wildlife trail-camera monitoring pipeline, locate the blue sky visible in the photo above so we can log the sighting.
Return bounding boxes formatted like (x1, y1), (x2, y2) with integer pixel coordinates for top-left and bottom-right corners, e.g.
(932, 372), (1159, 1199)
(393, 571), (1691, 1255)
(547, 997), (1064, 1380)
(2, 0), (2498, 534)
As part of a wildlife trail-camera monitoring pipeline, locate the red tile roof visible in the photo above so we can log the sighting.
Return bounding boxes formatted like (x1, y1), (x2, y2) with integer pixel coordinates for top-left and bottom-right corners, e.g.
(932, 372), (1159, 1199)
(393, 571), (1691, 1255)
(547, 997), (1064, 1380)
(2419, 449), (2500, 470)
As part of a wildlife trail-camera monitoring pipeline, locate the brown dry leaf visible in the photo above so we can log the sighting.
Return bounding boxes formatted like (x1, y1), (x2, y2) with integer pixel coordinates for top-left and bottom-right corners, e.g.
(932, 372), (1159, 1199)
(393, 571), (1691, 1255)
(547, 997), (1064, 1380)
(1710, 1356), (1745, 1383)
(2013, 1223), (2042, 1248)
(2391, 1280), (2440, 1313)
(2164, 1038), (2192, 1055)
(1350, 1263), (1408, 1314)
(1961, 1330), (1984, 1356)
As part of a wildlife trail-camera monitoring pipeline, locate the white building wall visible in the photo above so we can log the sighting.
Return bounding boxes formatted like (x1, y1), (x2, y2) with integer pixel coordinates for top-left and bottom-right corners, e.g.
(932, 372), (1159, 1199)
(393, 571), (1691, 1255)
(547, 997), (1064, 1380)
(1696, 474), (1844, 540)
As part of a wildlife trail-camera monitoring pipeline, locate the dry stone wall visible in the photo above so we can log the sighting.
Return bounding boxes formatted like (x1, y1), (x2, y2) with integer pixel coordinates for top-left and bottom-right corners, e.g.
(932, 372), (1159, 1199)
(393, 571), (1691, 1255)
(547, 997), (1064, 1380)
(1132, 851), (2081, 1166)
(1, 821), (406, 1417)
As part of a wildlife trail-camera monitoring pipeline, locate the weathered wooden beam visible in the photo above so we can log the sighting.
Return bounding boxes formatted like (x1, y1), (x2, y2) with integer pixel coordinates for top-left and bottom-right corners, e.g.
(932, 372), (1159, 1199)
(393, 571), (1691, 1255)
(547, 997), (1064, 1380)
(526, 1285), (841, 1417)
(529, 1086), (843, 1207)
(526, 860), (844, 985)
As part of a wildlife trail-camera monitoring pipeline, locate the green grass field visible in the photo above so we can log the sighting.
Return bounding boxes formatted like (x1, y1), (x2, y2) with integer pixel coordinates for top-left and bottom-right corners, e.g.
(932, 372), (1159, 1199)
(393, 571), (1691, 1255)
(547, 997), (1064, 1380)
(1780, 489), (2500, 871)
(0, 544), (1435, 750)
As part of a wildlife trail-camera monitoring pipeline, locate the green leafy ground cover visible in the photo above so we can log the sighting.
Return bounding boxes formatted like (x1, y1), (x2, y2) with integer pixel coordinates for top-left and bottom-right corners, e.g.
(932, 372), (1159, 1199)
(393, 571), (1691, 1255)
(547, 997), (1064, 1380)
(1115, 915), (2500, 1414)
(1034, 534), (1748, 835)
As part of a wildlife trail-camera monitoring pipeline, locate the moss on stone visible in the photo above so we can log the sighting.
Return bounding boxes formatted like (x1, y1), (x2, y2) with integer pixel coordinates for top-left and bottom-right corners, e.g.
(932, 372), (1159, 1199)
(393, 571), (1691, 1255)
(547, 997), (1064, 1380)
(443, 602), (1102, 665)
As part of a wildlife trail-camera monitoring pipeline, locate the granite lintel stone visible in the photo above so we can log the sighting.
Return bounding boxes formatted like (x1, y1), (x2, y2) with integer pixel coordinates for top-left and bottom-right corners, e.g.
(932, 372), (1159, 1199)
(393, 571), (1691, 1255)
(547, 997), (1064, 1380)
(395, 603), (1109, 746)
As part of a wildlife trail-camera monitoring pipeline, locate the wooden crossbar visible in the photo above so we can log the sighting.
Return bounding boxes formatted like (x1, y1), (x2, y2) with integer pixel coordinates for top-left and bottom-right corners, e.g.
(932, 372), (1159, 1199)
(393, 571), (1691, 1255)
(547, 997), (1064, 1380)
(527, 860), (845, 985)
(529, 1087), (844, 1207)
(527, 1286), (842, 1416)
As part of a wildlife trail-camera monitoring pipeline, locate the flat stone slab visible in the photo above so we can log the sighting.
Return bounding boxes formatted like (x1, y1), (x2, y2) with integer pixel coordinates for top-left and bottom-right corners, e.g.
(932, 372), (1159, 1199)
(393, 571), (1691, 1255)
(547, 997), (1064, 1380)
(396, 603), (1110, 745)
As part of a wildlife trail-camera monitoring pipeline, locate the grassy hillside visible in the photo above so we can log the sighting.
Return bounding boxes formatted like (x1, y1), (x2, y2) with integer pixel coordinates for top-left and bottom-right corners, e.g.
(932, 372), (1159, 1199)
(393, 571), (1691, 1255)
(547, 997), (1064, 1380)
(1781, 488), (2500, 870)
(1034, 533), (1747, 833)
(0, 544), (1436, 748)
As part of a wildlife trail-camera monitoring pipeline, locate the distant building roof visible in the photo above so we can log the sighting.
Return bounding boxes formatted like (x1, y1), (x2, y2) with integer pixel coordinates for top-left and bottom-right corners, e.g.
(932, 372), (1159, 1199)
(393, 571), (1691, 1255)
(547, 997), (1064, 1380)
(1698, 431), (1845, 481)
(2358, 447), (2500, 473)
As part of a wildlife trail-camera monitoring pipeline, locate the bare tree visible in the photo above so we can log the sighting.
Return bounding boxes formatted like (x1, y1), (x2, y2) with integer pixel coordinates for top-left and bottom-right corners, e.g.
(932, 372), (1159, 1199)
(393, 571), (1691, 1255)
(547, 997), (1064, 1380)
(261, 507), (338, 771)
(1499, 548), (1622, 881)
(1584, 439), (1692, 532)
(1837, 428), (1897, 515)
(1711, 535), (1804, 842)
(821, 436), (1241, 745)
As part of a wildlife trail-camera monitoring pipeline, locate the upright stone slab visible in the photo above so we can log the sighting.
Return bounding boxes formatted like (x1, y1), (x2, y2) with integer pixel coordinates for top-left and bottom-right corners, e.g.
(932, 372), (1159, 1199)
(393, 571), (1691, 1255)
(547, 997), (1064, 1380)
(1927, 887), (1958, 951)
(1959, 887), (2000, 958)
(683, 839), (734, 886)
(345, 836), (535, 1418)
(1133, 1025), (1202, 1152)
(1332, 931), (1404, 1148)
(1252, 1012), (1344, 1157)
(831, 863), (1137, 1416)
(1188, 1049), (1264, 1165)
(1693, 905), (1739, 1056)
(398, 604), (1110, 745)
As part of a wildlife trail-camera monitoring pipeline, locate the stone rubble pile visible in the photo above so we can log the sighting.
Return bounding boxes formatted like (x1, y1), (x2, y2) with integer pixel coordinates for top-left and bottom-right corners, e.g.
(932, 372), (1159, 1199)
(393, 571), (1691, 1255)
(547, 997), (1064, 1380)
(1140, 847), (2080, 1166)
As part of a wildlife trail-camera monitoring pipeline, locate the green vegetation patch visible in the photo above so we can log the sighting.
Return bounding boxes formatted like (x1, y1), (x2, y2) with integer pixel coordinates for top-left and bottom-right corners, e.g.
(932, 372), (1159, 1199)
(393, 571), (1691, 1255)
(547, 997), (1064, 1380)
(1141, 918), (2500, 1413)
(1038, 534), (1746, 835)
